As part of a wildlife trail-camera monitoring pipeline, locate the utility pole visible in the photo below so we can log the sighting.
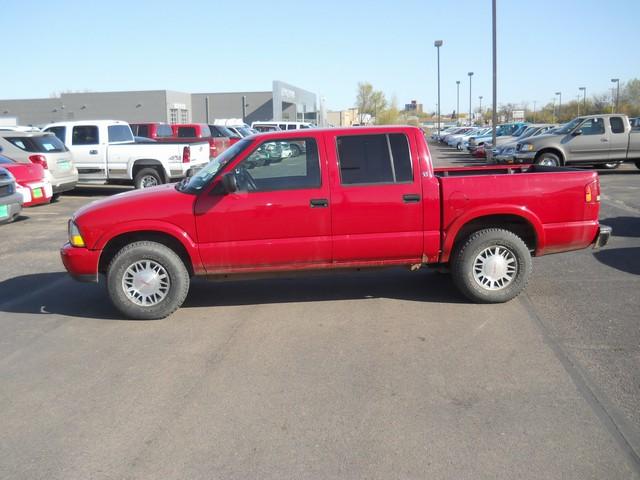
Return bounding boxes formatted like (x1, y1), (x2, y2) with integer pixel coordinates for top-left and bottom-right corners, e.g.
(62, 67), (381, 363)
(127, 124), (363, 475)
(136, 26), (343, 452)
(434, 40), (443, 137)
(478, 96), (483, 124)
(456, 80), (460, 125)
(533, 101), (537, 123)
(555, 92), (562, 121)
(242, 95), (247, 124)
(468, 71), (474, 125)
(579, 87), (586, 114)
(611, 78), (620, 112)
(491, 0), (497, 144)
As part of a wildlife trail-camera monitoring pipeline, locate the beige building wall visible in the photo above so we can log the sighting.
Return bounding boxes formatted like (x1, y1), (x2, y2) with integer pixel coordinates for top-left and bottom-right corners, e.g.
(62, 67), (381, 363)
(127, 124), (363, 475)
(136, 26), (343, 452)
(327, 108), (359, 127)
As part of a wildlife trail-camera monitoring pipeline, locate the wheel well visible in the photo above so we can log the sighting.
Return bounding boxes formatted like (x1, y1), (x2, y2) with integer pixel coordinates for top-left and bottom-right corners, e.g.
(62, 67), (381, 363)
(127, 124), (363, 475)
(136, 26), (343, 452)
(99, 231), (194, 275)
(535, 148), (565, 165)
(452, 215), (537, 253)
(132, 160), (166, 181)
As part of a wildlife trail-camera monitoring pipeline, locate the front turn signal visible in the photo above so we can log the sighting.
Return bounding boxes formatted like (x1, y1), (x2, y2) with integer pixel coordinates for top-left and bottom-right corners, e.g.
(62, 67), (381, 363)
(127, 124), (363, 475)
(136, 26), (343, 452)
(68, 220), (86, 247)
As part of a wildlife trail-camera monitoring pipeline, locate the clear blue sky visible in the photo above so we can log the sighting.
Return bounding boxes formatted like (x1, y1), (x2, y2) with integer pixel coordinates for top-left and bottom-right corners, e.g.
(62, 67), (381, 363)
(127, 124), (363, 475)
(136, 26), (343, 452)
(2, 0), (639, 113)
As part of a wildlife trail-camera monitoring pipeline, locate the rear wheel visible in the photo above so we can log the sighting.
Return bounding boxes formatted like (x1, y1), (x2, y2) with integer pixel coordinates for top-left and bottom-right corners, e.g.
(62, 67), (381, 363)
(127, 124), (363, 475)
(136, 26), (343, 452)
(50, 193), (61, 202)
(134, 167), (163, 189)
(107, 241), (190, 320)
(535, 152), (561, 167)
(636, 161), (640, 170)
(451, 228), (532, 303)
(601, 162), (621, 170)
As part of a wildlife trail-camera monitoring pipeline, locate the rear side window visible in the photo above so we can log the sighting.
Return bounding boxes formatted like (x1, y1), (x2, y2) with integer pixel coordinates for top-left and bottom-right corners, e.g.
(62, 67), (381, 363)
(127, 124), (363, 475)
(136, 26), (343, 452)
(610, 117), (625, 134)
(337, 133), (413, 185)
(108, 125), (134, 143)
(177, 127), (196, 137)
(72, 126), (99, 145)
(6, 135), (67, 153)
(134, 125), (148, 137)
(46, 126), (66, 143)
(157, 124), (173, 137)
(287, 125), (297, 130)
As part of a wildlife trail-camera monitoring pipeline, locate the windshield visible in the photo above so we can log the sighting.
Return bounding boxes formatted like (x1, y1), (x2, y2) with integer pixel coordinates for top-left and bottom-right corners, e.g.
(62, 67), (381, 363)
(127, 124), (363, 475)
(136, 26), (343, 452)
(555, 118), (583, 135)
(236, 127), (253, 137)
(179, 138), (252, 194)
(511, 125), (528, 137)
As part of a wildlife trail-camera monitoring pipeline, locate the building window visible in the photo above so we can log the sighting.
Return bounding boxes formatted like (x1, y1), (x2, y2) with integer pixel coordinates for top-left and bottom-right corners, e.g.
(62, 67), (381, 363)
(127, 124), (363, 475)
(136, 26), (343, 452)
(169, 108), (178, 124)
(180, 109), (189, 123)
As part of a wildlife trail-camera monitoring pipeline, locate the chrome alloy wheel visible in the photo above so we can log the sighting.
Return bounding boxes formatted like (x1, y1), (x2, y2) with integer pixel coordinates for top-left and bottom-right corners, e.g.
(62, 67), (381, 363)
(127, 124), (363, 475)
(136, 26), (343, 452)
(140, 175), (159, 188)
(473, 246), (517, 291)
(122, 260), (170, 306)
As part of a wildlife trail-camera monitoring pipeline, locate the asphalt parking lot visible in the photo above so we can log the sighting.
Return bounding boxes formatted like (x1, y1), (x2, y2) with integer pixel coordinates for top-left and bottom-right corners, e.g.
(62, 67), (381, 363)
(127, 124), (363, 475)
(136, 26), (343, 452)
(1, 148), (639, 479)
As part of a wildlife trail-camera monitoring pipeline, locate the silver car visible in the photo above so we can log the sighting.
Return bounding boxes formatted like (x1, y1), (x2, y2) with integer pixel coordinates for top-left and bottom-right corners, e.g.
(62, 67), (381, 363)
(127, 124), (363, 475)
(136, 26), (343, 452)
(0, 131), (78, 200)
(0, 167), (23, 224)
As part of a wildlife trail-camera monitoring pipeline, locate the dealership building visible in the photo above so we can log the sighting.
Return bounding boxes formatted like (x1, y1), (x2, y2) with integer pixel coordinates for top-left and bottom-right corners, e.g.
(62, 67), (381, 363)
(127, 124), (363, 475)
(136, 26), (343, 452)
(0, 81), (320, 127)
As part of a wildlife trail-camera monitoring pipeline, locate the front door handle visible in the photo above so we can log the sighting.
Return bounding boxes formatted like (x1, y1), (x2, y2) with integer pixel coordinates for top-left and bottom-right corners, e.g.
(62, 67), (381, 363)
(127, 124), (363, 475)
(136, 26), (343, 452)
(403, 194), (421, 203)
(89, 149), (98, 154)
(600, 139), (609, 142)
(310, 198), (328, 208)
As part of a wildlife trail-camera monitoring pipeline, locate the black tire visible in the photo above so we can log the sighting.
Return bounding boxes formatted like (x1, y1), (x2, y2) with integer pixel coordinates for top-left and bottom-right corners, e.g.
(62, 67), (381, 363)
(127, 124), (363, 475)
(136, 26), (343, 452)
(107, 241), (190, 320)
(50, 193), (62, 202)
(134, 167), (163, 189)
(535, 152), (561, 167)
(450, 228), (532, 303)
(636, 161), (640, 170)
(290, 144), (301, 156)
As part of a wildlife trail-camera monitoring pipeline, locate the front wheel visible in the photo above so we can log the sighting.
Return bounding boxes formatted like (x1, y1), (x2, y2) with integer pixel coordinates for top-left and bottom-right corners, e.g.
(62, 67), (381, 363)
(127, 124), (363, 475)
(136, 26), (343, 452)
(601, 162), (621, 170)
(107, 241), (190, 319)
(451, 228), (532, 303)
(535, 152), (561, 167)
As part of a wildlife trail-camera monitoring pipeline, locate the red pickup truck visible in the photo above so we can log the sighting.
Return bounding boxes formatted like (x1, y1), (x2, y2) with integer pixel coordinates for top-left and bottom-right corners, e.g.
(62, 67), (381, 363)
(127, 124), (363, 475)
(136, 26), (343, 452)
(61, 126), (611, 319)
(170, 123), (228, 159)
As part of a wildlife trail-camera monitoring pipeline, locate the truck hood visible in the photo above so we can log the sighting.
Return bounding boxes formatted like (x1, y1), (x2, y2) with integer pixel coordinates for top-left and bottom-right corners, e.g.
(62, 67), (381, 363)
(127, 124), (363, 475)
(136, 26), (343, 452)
(73, 184), (199, 249)
(519, 133), (564, 148)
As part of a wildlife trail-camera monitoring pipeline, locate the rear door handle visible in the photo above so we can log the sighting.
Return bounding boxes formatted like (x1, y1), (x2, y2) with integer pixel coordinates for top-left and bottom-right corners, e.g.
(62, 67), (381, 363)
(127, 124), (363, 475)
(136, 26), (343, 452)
(310, 198), (328, 208)
(600, 139), (609, 142)
(403, 194), (420, 203)
(89, 150), (98, 154)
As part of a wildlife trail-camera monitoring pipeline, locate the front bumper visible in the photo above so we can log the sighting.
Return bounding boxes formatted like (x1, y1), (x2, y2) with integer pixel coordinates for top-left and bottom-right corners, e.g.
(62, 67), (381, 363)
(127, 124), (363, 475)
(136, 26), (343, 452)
(593, 225), (612, 249)
(60, 243), (100, 282)
(514, 152), (537, 163)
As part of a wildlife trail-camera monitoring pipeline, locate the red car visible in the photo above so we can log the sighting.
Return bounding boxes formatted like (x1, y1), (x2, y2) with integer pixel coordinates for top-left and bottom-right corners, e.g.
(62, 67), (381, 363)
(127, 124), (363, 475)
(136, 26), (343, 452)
(472, 144), (487, 158)
(0, 154), (52, 206)
(61, 126), (610, 319)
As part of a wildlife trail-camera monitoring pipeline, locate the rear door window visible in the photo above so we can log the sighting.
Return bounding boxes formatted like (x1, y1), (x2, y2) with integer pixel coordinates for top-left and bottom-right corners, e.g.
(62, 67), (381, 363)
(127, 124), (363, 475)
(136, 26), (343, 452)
(108, 125), (134, 143)
(46, 126), (66, 143)
(72, 125), (99, 145)
(337, 133), (413, 185)
(610, 117), (625, 134)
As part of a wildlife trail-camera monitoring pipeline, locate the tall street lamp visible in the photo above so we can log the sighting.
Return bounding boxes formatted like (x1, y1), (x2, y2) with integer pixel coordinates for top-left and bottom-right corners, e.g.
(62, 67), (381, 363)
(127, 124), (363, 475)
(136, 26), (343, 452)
(611, 78), (620, 112)
(491, 0), (497, 144)
(478, 95), (483, 123)
(468, 72), (474, 125)
(579, 87), (586, 113)
(456, 80), (460, 125)
(434, 40), (443, 137)
(555, 92), (562, 120)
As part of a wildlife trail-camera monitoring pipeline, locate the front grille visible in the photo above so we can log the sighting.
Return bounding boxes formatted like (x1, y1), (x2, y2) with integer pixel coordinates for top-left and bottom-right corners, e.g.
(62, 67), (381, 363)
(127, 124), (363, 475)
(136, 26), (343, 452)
(0, 184), (13, 197)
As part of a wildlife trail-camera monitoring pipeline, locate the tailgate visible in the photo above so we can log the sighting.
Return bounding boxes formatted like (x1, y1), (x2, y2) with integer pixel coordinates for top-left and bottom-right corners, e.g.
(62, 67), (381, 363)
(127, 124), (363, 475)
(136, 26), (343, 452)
(188, 141), (210, 165)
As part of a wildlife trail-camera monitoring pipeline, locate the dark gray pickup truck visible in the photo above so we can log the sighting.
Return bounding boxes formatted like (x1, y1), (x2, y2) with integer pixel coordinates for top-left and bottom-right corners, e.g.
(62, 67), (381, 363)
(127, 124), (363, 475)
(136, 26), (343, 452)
(515, 114), (640, 169)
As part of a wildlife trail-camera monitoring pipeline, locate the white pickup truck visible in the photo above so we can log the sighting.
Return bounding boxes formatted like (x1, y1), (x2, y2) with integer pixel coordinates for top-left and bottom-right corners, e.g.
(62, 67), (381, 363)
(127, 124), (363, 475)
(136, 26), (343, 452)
(42, 120), (210, 188)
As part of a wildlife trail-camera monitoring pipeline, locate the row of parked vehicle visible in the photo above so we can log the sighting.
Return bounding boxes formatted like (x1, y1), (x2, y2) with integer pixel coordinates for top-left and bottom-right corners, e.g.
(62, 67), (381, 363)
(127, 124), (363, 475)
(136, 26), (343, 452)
(432, 114), (640, 169)
(0, 119), (316, 224)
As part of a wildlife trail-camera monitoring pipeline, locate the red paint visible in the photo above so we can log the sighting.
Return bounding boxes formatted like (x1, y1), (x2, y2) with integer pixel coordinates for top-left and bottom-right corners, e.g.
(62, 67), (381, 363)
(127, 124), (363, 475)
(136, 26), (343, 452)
(62, 126), (604, 280)
(1, 161), (51, 206)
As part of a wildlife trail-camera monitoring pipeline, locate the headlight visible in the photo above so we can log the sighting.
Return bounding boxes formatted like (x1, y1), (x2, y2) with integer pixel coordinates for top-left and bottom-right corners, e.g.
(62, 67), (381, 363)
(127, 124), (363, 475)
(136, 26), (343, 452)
(519, 143), (534, 152)
(68, 220), (86, 247)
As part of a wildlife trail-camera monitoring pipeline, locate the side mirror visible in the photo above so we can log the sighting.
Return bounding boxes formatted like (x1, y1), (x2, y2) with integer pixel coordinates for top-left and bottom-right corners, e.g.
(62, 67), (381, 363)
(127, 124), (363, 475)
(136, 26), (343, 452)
(572, 129), (583, 136)
(221, 172), (237, 194)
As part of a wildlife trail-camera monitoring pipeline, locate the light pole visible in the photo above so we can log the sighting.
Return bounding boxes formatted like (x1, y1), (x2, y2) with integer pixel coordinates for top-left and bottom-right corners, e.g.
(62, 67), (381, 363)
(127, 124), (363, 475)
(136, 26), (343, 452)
(555, 92), (562, 121)
(533, 101), (537, 123)
(579, 87), (586, 113)
(577, 94), (581, 116)
(491, 0), (497, 144)
(242, 95), (247, 124)
(478, 96), (483, 124)
(456, 80), (460, 125)
(468, 71), (474, 125)
(434, 40), (443, 137)
(611, 78), (620, 112)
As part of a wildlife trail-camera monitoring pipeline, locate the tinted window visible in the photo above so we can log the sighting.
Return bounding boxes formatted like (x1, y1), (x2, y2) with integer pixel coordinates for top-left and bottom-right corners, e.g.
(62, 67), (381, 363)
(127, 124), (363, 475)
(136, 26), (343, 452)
(108, 125), (134, 143)
(209, 125), (223, 137)
(610, 117), (625, 134)
(580, 118), (605, 135)
(134, 125), (149, 137)
(6, 135), (67, 153)
(72, 126), (99, 145)
(337, 134), (413, 185)
(46, 126), (66, 143)
(233, 138), (320, 192)
(177, 126), (197, 137)
(287, 125), (297, 130)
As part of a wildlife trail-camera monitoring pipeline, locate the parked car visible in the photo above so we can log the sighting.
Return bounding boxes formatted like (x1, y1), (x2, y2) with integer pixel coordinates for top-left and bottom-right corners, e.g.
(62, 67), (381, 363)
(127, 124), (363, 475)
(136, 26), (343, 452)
(458, 128), (491, 150)
(0, 131), (78, 200)
(43, 120), (209, 189)
(252, 121), (314, 131)
(61, 126), (610, 319)
(166, 123), (227, 158)
(0, 167), (23, 223)
(226, 125), (256, 137)
(129, 122), (173, 140)
(491, 125), (557, 164)
(468, 123), (528, 152)
(209, 125), (242, 145)
(515, 114), (640, 168)
(0, 154), (52, 206)
(446, 127), (483, 147)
